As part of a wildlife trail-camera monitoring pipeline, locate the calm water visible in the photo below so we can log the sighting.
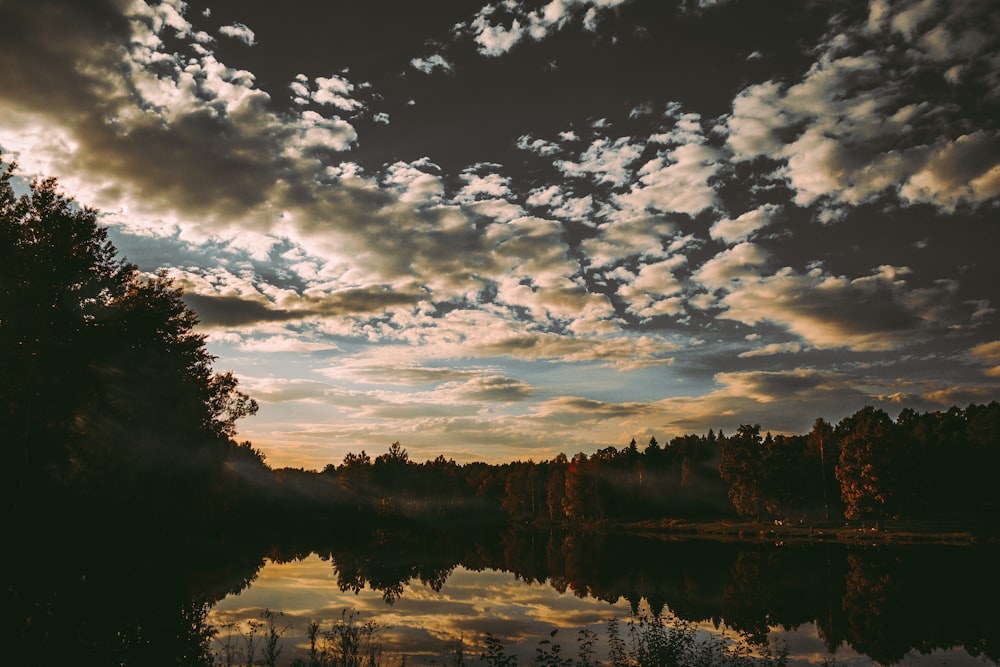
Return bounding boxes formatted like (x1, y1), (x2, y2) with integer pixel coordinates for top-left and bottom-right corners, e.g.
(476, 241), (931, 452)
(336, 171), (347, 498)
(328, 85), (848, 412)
(10, 524), (999, 666)
(208, 554), (987, 667)
(205, 529), (999, 667)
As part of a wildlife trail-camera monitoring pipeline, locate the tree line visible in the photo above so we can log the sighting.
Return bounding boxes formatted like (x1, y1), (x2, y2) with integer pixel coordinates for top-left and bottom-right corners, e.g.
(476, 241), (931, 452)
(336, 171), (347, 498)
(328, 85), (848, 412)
(315, 400), (1000, 529)
(4, 158), (998, 533)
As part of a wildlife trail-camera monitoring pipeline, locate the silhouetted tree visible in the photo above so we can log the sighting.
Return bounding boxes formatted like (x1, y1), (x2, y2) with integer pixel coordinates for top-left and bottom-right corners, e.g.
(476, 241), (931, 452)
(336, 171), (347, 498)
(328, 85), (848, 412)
(1, 160), (257, 522)
(719, 425), (766, 519)
(806, 418), (838, 520)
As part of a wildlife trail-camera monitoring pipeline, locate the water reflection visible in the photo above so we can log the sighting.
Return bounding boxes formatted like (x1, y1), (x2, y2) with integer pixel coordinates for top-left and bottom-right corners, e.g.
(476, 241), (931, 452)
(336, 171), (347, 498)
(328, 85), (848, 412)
(8, 522), (999, 666)
(209, 527), (1000, 667)
(210, 559), (633, 664)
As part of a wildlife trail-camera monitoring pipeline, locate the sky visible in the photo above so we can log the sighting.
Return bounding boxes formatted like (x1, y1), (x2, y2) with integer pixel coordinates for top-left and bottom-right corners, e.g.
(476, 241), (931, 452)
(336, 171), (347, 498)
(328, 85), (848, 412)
(1, 0), (999, 468)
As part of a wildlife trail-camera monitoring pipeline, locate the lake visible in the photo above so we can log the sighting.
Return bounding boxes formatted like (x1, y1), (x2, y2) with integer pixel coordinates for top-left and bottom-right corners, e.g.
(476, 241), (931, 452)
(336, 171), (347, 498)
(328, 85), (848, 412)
(207, 528), (999, 667)
(10, 523), (999, 666)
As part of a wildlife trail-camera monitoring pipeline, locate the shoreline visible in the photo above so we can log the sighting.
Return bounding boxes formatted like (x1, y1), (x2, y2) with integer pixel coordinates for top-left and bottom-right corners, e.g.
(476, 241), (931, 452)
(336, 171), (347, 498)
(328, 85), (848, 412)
(614, 517), (999, 546)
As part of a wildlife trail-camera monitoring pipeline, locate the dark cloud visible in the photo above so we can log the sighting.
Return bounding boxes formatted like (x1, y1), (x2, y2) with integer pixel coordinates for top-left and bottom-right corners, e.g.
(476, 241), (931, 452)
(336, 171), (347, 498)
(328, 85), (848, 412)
(184, 286), (424, 326)
(450, 375), (535, 402)
(183, 294), (299, 326)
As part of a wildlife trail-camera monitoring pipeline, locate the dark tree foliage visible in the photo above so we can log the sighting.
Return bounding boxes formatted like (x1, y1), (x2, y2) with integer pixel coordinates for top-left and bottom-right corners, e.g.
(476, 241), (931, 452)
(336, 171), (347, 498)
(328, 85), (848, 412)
(719, 425), (767, 519)
(1, 161), (258, 524)
(835, 406), (899, 524)
(318, 399), (999, 530)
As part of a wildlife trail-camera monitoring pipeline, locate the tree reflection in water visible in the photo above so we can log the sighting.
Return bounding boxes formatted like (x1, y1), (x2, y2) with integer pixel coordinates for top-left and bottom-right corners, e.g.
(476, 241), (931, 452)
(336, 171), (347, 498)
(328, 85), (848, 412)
(213, 525), (1000, 666)
(8, 522), (999, 666)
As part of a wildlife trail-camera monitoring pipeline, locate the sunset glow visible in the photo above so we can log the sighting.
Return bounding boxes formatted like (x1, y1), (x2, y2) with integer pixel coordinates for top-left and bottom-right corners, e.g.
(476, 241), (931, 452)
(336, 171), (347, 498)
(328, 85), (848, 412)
(2, 0), (998, 467)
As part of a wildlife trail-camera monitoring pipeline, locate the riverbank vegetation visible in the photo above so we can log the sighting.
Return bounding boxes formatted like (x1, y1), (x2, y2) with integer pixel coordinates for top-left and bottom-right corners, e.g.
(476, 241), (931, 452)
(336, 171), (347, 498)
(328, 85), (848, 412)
(214, 608), (791, 667)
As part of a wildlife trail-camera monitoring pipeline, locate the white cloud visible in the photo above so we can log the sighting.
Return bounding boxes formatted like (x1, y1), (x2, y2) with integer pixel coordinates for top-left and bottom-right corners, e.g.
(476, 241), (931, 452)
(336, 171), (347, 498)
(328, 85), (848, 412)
(556, 136), (643, 187)
(288, 110), (358, 153)
(456, 171), (512, 201)
(899, 131), (1000, 210)
(723, 81), (786, 158)
(218, 22), (256, 46)
(312, 75), (364, 112)
(461, 0), (630, 57)
(613, 257), (687, 320)
(615, 143), (721, 216)
(737, 342), (804, 358)
(516, 134), (562, 156)
(709, 204), (780, 244)
(722, 0), (1000, 214)
(410, 54), (454, 74)
(580, 215), (677, 267)
(526, 185), (564, 208)
(693, 242), (770, 291)
(382, 159), (444, 204)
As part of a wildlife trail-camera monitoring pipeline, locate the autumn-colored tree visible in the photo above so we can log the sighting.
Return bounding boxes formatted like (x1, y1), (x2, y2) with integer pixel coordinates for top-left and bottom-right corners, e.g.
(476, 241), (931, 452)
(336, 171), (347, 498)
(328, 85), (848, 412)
(562, 453), (601, 523)
(501, 461), (540, 520)
(545, 453), (568, 521)
(835, 406), (899, 525)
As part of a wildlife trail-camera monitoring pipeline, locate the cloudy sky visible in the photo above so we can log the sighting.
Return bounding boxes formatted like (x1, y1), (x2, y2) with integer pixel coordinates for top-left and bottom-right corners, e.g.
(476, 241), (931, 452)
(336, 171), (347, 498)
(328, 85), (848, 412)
(2, 0), (998, 467)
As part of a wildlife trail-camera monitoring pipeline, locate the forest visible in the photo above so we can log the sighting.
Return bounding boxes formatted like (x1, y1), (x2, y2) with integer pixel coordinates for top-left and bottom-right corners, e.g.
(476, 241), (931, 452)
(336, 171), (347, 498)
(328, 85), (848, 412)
(3, 159), (1000, 537)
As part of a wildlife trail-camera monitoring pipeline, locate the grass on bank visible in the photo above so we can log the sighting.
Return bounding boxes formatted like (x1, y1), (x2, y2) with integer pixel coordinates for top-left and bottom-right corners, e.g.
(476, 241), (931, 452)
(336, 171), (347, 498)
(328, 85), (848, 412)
(216, 608), (790, 667)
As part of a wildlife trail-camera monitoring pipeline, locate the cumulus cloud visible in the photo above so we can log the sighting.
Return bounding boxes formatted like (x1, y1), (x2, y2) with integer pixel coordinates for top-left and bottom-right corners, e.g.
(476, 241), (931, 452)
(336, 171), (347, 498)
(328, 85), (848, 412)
(580, 215), (677, 268)
(649, 368), (876, 437)
(218, 22), (256, 46)
(612, 257), (686, 320)
(382, 159), (445, 204)
(715, 265), (961, 351)
(614, 142), (721, 217)
(516, 134), (562, 157)
(410, 54), (454, 74)
(721, 0), (1000, 214)
(556, 137), (644, 187)
(312, 75), (365, 112)
(709, 204), (780, 244)
(693, 242), (770, 291)
(459, 0), (631, 57)
(289, 73), (367, 113)
(898, 131), (1000, 209)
